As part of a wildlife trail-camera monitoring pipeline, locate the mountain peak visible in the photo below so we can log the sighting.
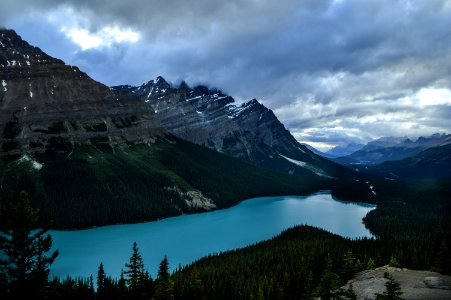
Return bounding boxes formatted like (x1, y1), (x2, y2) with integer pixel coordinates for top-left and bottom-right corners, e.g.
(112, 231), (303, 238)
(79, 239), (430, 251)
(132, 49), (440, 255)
(248, 98), (260, 105)
(0, 29), (165, 155)
(1, 28), (60, 68)
(155, 75), (167, 84)
(179, 80), (190, 90)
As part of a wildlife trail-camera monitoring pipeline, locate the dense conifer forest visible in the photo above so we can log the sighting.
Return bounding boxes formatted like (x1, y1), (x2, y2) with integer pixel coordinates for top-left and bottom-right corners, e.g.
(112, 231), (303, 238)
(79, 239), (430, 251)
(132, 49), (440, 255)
(1, 176), (450, 299)
(0, 138), (373, 229)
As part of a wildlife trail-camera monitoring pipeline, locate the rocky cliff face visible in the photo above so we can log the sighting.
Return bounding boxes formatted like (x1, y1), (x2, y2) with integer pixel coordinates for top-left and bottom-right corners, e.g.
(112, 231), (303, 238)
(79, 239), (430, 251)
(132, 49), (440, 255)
(0, 29), (164, 156)
(113, 78), (355, 178)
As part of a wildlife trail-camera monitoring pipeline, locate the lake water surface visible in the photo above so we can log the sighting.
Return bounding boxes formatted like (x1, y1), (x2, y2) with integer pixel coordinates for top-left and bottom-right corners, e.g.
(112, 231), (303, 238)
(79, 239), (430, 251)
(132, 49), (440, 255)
(49, 192), (375, 278)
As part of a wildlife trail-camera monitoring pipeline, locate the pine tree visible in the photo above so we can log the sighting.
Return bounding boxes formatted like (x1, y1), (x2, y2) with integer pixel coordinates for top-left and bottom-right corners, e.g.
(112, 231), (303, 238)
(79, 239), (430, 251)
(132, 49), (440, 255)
(388, 256), (400, 268)
(375, 272), (403, 300)
(367, 258), (376, 270)
(316, 255), (342, 300)
(97, 262), (106, 299)
(124, 242), (145, 290)
(117, 269), (128, 296)
(124, 242), (152, 299)
(155, 256), (174, 300)
(340, 251), (356, 279)
(0, 191), (59, 299)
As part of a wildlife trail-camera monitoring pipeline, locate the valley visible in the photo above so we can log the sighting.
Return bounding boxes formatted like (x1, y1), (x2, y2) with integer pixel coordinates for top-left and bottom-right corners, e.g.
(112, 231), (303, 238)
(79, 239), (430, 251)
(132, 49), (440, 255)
(1, 27), (450, 300)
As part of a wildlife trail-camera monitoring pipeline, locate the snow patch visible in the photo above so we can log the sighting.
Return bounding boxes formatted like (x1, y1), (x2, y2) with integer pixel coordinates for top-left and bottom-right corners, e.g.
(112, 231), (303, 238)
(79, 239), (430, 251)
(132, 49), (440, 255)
(26, 60), (31, 66)
(227, 104), (252, 118)
(279, 154), (332, 178)
(0, 40), (5, 47)
(18, 155), (43, 170)
(2, 80), (6, 92)
(30, 91), (33, 98)
(186, 96), (202, 102)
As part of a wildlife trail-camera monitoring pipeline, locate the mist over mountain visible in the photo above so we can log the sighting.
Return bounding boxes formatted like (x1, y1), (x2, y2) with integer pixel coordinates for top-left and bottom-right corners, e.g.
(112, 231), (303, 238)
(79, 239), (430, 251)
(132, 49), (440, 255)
(325, 142), (365, 158)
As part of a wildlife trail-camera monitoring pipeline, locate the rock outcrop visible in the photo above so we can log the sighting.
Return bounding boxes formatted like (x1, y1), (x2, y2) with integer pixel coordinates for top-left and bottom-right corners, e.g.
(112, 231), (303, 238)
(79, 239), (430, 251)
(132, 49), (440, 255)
(0, 29), (165, 156)
(345, 265), (451, 300)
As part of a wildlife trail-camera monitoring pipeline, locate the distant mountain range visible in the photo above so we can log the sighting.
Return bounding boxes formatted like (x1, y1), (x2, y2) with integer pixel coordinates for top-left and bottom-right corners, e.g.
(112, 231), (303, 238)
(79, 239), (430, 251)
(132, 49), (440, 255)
(325, 142), (365, 158)
(316, 134), (451, 179)
(333, 134), (451, 165)
(368, 142), (451, 179)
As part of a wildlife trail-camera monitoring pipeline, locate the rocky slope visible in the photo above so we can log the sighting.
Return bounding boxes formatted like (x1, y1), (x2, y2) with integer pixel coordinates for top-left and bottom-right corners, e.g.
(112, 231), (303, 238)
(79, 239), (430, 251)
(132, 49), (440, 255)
(345, 265), (451, 300)
(0, 29), (164, 157)
(113, 78), (356, 179)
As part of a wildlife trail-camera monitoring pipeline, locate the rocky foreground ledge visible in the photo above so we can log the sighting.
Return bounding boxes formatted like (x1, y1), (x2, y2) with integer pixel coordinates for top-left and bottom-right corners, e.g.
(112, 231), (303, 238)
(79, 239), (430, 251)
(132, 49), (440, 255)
(345, 265), (451, 300)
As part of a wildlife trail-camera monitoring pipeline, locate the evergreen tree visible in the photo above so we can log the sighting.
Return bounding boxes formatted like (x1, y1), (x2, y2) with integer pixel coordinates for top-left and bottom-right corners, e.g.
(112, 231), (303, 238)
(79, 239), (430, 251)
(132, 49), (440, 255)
(0, 191), (58, 299)
(388, 256), (400, 268)
(367, 258), (376, 270)
(124, 242), (152, 299)
(124, 242), (145, 290)
(375, 272), (403, 300)
(340, 251), (357, 279)
(155, 256), (174, 300)
(117, 270), (128, 297)
(89, 274), (94, 296)
(97, 262), (106, 299)
(316, 255), (342, 300)
(344, 283), (357, 300)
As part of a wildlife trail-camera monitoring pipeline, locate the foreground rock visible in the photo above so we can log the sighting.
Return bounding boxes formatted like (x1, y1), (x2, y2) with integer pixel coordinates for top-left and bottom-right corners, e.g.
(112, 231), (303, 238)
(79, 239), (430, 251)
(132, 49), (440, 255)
(345, 265), (451, 300)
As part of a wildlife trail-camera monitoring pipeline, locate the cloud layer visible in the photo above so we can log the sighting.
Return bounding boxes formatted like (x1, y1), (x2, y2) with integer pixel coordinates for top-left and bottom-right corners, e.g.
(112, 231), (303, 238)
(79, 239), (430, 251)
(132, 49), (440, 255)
(2, 0), (451, 150)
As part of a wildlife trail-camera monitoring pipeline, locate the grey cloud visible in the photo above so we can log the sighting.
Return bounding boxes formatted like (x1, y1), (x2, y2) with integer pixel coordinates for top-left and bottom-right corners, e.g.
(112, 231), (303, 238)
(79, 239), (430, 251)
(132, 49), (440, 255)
(1, 0), (451, 148)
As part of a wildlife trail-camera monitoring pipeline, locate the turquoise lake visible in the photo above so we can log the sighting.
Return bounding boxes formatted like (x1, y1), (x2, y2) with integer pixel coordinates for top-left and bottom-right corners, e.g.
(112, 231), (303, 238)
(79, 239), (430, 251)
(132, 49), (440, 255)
(49, 192), (375, 278)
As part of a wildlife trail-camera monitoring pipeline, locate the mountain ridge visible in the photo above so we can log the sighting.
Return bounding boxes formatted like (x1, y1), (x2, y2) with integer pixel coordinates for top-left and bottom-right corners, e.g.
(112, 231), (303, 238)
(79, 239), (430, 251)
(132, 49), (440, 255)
(0, 29), (372, 229)
(112, 78), (357, 179)
(0, 28), (166, 157)
(334, 133), (451, 165)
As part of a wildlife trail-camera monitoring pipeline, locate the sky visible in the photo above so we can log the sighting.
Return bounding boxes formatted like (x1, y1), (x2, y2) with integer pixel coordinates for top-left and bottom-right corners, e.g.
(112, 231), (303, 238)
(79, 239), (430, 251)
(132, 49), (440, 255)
(1, 0), (451, 151)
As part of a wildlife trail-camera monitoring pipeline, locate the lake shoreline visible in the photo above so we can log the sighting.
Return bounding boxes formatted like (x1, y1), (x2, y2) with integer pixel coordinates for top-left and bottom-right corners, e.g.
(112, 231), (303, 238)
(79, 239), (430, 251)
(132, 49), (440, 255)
(49, 193), (375, 279)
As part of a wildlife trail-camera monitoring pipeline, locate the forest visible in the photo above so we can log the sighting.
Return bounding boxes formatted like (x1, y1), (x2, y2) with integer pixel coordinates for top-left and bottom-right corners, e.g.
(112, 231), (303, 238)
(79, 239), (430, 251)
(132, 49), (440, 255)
(0, 138), (354, 229)
(1, 176), (450, 299)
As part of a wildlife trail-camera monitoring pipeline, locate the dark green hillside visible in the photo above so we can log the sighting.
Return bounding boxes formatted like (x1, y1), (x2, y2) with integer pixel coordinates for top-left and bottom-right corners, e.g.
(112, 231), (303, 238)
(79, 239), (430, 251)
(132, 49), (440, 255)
(363, 179), (451, 238)
(368, 143), (451, 179)
(173, 225), (446, 300)
(0, 137), (356, 229)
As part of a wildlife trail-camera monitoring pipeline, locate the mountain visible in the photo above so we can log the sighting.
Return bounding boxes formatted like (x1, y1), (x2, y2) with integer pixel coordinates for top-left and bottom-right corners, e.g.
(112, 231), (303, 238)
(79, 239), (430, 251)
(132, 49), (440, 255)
(0, 29), (371, 229)
(0, 29), (164, 157)
(367, 142), (451, 179)
(325, 142), (364, 158)
(112, 79), (356, 179)
(335, 134), (451, 165)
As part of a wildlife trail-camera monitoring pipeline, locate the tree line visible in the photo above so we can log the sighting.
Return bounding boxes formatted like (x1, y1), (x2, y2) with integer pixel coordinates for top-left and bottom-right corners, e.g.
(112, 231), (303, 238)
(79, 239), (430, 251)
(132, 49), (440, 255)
(1, 190), (450, 299)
